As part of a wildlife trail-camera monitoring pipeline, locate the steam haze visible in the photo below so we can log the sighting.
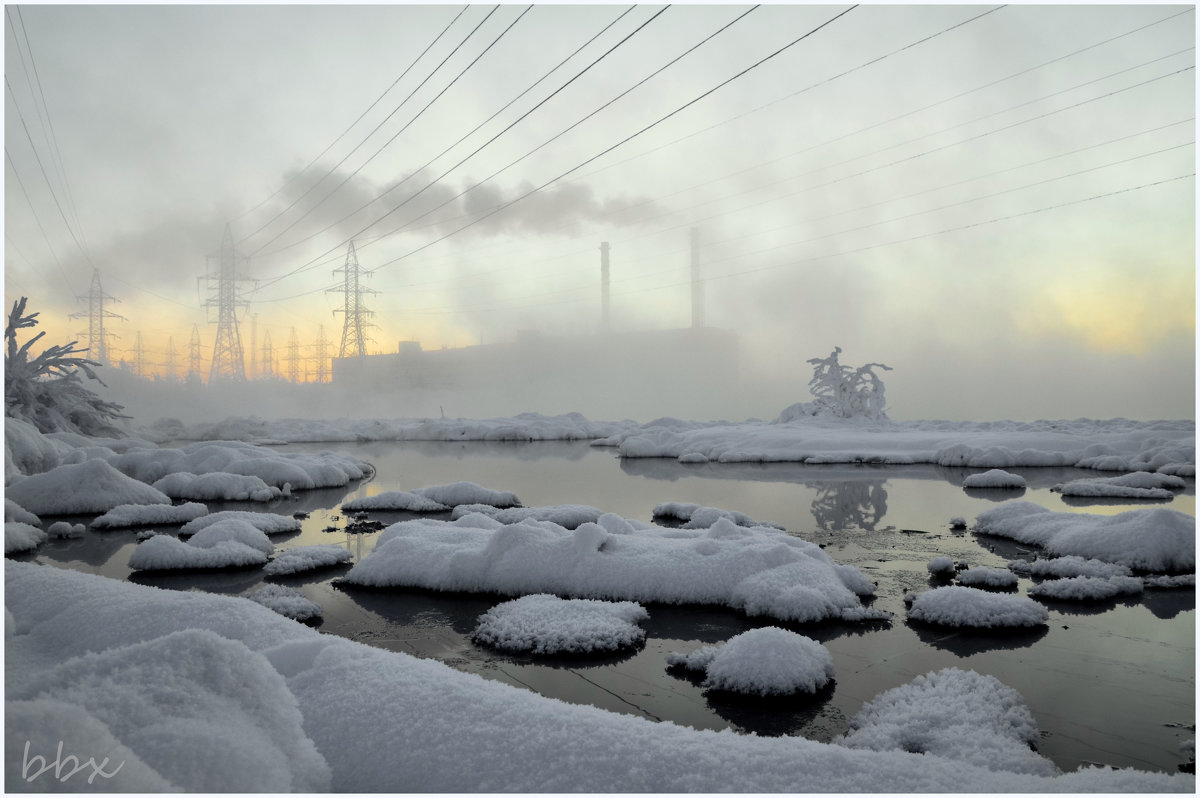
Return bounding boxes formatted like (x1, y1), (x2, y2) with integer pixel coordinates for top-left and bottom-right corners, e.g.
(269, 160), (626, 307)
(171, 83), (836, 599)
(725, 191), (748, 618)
(4, 4), (1194, 425)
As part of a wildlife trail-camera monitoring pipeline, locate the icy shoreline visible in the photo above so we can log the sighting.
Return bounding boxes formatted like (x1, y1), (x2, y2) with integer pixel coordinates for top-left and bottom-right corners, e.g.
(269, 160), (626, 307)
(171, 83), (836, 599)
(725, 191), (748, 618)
(138, 412), (1195, 474)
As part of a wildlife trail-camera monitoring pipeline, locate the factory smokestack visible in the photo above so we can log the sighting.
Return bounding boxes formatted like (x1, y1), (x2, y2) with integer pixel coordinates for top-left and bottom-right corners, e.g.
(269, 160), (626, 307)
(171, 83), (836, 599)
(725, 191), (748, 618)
(600, 241), (611, 333)
(690, 228), (704, 329)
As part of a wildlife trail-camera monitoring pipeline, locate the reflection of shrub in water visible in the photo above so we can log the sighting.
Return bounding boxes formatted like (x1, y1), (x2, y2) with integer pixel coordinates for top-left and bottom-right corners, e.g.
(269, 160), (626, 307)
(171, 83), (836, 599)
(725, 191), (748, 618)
(809, 480), (888, 532)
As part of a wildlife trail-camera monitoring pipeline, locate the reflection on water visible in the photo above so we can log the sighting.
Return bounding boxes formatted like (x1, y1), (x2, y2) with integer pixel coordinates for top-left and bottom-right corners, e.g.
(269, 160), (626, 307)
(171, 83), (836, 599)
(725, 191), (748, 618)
(20, 439), (1197, 776)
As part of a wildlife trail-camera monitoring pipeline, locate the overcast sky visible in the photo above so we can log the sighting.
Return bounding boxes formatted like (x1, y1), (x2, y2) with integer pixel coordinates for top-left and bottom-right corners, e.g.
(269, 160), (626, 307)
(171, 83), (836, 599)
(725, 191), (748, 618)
(4, 3), (1195, 421)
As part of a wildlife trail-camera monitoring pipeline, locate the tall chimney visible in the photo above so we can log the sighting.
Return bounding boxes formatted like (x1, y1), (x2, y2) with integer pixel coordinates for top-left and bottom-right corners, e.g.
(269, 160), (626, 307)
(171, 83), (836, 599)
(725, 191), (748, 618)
(600, 241), (611, 332)
(690, 228), (704, 328)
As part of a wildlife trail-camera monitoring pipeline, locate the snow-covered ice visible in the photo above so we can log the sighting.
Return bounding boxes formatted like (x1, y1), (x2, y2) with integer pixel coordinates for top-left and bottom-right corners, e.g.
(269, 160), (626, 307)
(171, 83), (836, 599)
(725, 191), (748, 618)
(344, 511), (884, 624)
(187, 518), (275, 555)
(975, 502), (1194, 572)
(413, 481), (521, 508)
(91, 501), (209, 529)
(179, 510), (301, 537)
(839, 667), (1057, 776)
(907, 586), (1049, 628)
(957, 566), (1020, 589)
(926, 556), (956, 576)
(450, 503), (604, 529)
(5, 458), (171, 515)
(5, 561), (1190, 792)
(651, 501), (783, 529)
(1027, 575), (1145, 601)
(962, 468), (1027, 489)
(1010, 555), (1133, 579)
(472, 594), (648, 654)
(341, 490), (450, 513)
(1052, 471), (1186, 500)
(248, 584), (323, 621)
(264, 544), (353, 577)
(4, 521), (45, 555)
(127, 534), (268, 571)
(668, 627), (835, 696)
(152, 471), (285, 502)
(4, 498), (39, 526)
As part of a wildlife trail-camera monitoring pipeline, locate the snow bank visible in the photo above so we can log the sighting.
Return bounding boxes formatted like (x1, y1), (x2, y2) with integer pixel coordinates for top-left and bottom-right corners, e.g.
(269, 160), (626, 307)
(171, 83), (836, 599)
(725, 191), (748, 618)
(907, 586), (1048, 628)
(839, 667), (1056, 776)
(6, 562), (1190, 792)
(248, 584), (323, 621)
(962, 469), (1027, 489)
(414, 481), (520, 508)
(5, 458), (171, 515)
(652, 501), (783, 530)
(152, 471), (285, 502)
(4, 522), (46, 555)
(179, 511), (301, 538)
(264, 545), (352, 577)
(187, 519), (274, 555)
(957, 567), (1019, 589)
(1016, 556), (1133, 579)
(91, 502), (209, 529)
(127, 535), (268, 571)
(1053, 471), (1185, 500)
(669, 627), (834, 696)
(345, 512), (883, 624)
(1028, 576), (1144, 601)
(4, 498), (40, 526)
(341, 490), (450, 513)
(975, 502), (1195, 572)
(472, 594), (648, 654)
(451, 503), (603, 529)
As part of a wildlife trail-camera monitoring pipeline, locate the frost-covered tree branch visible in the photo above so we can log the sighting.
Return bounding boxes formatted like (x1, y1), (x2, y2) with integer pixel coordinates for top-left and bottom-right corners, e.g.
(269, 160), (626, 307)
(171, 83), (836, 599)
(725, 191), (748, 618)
(777, 346), (893, 422)
(4, 297), (129, 436)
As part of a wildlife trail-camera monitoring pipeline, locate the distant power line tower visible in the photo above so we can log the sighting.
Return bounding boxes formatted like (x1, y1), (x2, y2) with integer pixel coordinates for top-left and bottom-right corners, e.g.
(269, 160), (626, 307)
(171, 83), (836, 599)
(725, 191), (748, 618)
(165, 336), (178, 380)
(313, 325), (331, 383)
(187, 323), (204, 379)
(249, 313), (258, 379)
(202, 224), (255, 381)
(286, 327), (301, 383)
(69, 268), (124, 363)
(261, 330), (274, 378)
(328, 241), (377, 357)
(133, 331), (146, 378)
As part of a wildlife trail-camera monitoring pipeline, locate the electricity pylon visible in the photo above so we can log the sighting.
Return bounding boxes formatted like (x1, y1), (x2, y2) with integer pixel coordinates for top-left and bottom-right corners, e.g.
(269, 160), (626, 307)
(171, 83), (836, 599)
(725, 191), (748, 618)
(286, 327), (300, 383)
(328, 240), (377, 357)
(202, 224), (254, 381)
(261, 330), (274, 378)
(313, 325), (330, 383)
(69, 268), (124, 363)
(133, 331), (145, 378)
(165, 336), (178, 380)
(187, 323), (204, 379)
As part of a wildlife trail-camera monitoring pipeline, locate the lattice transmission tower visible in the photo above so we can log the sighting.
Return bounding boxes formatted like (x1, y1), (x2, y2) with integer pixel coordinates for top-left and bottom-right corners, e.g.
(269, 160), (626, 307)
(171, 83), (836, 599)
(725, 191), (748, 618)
(201, 224), (255, 381)
(327, 241), (377, 357)
(132, 331), (146, 378)
(187, 323), (205, 380)
(312, 325), (331, 383)
(286, 327), (301, 383)
(165, 337), (178, 380)
(69, 268), (124, 364)
(261, 330), (274, 378)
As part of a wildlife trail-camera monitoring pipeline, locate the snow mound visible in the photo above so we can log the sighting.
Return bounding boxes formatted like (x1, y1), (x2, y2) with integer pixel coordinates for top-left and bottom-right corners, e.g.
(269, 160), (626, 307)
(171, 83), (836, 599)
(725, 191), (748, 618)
(248, 584), (323, 621)
(8, 627), (331, 791)
(652, 501), (783, 530)
(1144, 573), (1195, 588)
(1053, 471), (1184, 500)
(4, 498), (40, 525)
(5, 458), (171, 515)
(128, 535), (268, 571)
(975, 502), (1194, 572)
(927, 556), (956, 576)
(5, 521), (46, 555)
(153, 471), (285, 503)
(341, 491), (450, 513)
(1028, 575), (1144, 601)
(962, 469), (1027, 489)
(1019, 556), (1133, 579)
(187, 519), (274, 555)
(179, 511), (301, 538)
(957, 567), (1019, 589)
(839, 667), (1057, 776)
(345, 514), (881, 624)
(91, 502), (209, 529)
(907, 586), (1048, 628)
(46, 520), (85, 539)
(264, 545), (352, 576)
(472, 594), (648, 654)
(414, 481), (521, 508)
(670, 627), (834, 696)
(451, 504), (604, 529)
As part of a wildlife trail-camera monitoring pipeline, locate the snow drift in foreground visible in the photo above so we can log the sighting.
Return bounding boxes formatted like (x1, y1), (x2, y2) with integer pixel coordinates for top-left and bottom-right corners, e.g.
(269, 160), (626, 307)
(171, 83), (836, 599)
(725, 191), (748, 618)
(472, 594), (648, 654)
(136, 413), (1194, 474)
(907, 586), (1049, 628)
(975, 502), (1195, 572)
(344, 510), (886, 624)
(668, 627), (835, 696)
(6, 562), (1191, 792)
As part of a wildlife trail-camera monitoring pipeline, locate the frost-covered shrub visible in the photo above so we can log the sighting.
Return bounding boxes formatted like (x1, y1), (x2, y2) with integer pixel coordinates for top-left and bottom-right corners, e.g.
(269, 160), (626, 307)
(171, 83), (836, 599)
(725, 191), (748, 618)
(669, 627), (835, 696)
(776, 346), (892, 421)
(4, 297), (128, 436)
(927, 556), (956, 576)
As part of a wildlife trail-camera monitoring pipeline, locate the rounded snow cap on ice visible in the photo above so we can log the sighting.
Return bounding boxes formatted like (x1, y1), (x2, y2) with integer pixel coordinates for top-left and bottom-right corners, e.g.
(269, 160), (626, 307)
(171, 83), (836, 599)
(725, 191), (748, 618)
(700, 626), (835, 696)
(472, 594), (648, 655)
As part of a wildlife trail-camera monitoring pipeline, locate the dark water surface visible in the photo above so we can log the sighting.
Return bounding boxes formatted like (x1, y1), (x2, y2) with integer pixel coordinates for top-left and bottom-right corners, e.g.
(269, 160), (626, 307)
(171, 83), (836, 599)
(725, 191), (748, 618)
(24, 440), (1196, 775)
